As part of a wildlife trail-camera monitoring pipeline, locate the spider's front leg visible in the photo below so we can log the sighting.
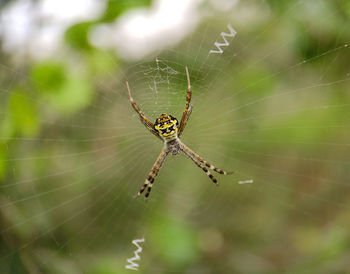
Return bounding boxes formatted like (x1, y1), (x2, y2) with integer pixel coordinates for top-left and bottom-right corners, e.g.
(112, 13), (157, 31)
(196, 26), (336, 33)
(126, 81), (162, 141)
(178, 67), (194, 137)
(134, 147), (169, 201)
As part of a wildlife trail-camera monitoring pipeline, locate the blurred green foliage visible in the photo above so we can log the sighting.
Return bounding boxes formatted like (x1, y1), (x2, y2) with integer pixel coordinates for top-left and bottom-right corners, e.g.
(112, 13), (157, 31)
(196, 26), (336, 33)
(1, 0), (350, 273)
(32, 61), (94, 113)
(101, 0), (152, 22)
(150, 215), (198, 267)
(8, 90), (39, 136)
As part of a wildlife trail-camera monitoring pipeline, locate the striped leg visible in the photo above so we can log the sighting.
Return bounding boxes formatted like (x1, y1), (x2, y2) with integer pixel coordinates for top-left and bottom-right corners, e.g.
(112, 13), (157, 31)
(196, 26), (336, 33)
(178, 67), (194, 137)
(181, 143), (233, 175)
(181, 146), (218, 185)
(134, 148), (169, 200)
(126, 81), (162, 141)
(179, 104), (193, 138)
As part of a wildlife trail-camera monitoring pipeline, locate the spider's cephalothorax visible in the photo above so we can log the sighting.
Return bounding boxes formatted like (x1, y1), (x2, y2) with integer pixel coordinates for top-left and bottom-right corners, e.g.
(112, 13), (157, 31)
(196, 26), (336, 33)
(126, 67), (233, 200)
(154, 113), (179, 141)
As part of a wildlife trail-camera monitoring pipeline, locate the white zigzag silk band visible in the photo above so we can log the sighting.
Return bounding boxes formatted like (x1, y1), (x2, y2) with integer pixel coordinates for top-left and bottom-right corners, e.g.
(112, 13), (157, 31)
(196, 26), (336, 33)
(209, 24), (237, 54)
(125, 238), (145, 271)
(238, 179), (254, 184)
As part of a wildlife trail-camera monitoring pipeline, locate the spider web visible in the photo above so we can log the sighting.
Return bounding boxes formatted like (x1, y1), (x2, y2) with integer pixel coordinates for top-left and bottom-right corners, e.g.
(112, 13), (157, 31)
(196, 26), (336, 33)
(1, 0), (350, 273)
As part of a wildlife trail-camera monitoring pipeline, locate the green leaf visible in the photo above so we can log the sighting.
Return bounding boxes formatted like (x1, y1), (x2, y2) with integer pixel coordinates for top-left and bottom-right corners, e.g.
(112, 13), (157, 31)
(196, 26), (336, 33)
(101, 0), (152, 22)
(150, 215), (198, 267)
(31, 61), (94, 113)
(65, 22), (95, 51)
(48, 75), (94, 113)
(31, 62), (66, 93)
(9, 89), (39, 137)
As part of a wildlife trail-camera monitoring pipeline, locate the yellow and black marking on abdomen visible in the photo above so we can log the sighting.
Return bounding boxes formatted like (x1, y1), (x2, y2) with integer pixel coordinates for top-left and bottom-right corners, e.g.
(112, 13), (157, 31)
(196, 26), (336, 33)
(154, 113), (179, 141)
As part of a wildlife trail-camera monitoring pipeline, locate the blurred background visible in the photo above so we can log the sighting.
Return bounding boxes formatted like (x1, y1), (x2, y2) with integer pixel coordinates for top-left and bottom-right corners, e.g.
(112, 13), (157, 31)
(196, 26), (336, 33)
(1, 0), (350, 273)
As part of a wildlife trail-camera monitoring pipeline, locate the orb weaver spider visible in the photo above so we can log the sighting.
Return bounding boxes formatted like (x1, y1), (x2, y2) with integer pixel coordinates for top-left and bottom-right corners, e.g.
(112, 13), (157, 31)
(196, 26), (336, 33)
(126, 67), (233, 200)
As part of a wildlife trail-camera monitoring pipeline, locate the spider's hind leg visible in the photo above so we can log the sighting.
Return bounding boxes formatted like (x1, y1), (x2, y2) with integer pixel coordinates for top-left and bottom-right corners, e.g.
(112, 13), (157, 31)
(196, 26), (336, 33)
(134, 174), (154, 198)
(181, 146), (219, 186)
(134, 148), (168, 201)
(182, 143), (233, 175)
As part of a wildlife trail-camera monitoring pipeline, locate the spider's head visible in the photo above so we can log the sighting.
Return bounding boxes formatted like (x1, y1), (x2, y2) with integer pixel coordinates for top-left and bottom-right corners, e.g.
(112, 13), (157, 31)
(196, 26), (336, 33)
(154, 113), (179, 141)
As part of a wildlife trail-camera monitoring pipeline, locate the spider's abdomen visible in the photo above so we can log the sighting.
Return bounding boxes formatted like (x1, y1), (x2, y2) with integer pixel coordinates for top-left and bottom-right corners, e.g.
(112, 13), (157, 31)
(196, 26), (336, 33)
(154, 113), (179, 141)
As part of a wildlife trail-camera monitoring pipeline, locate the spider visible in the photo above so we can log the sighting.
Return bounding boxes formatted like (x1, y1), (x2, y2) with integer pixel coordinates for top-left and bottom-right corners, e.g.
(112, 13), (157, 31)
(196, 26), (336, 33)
(126, 67), (233, 200)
